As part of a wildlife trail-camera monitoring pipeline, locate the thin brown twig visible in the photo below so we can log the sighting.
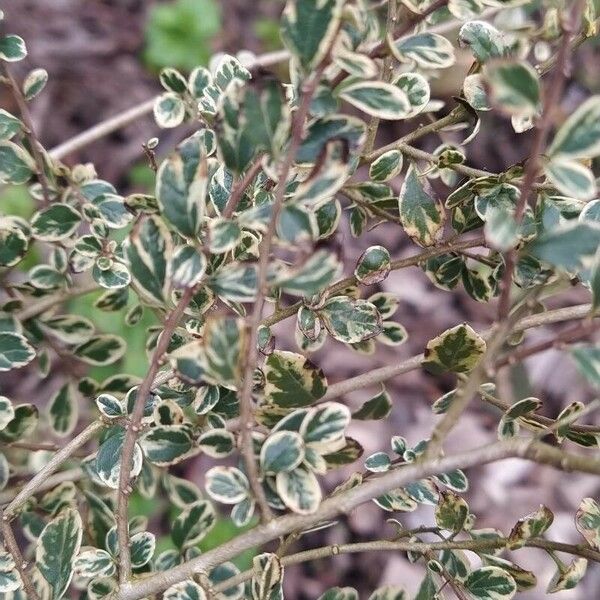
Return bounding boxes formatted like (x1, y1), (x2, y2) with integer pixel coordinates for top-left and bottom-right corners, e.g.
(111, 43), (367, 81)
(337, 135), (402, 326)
(262, 235), (486, 328)
(364, 16), (597, 167)
(362, 0), (398, 156)
(1, 509), (41, 600)
(211, 535), (600, 593)
(341, 188), (401, 224)
(15, 282), (102, 322)
(320, 303), (595, 406)
(1, 64), (52, 205)
(424, 317), (516, 460)
(116, 286), (195, 583)
(6, 441), (88, 456)
(0, 468), (83, 506)
(237, 57), (330, 524)
(478, 388), (600, 435)
(118, 438), (600, 600)
(222, 153), (265, 219)
(497, 1), (585, 320)
(3, 421), (104, 519)
(495, 318), (600, 369)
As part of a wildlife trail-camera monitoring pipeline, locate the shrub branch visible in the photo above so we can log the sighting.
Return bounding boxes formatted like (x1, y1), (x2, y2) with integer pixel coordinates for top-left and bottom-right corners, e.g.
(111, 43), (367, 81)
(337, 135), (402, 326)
(118, 438), (600, 600)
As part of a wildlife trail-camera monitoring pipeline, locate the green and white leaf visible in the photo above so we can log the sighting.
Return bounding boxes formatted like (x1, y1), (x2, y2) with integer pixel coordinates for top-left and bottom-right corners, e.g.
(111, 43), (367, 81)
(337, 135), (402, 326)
(87, 576), (118, 600)
(205, 466), (249, 504)
(465, 566), (516, 600)
(140, 425), (194, 466)
(459, 21), (507, 63)
(172, 245), (207, 288)
(575, 497), (600, 550)
(129, 531), (156, 569)
(378, 321), (408, 346)
(546, 558), (588, 593)
(73, 548), (115, 579)
(365, 452), (391, 473)
(449, 0), (483, 20)
(40, 315), (95, 345)
(369, 150), (403, 183)
(93, 260), (131, 290)
(543, 157), (596, 200)
(394, 72), (430, 117)
(398, 165), (444, 247)
(261, 430), (305, 474)
(22, 68), (48, 100)
(125, 216), (172, 306)
(320, 297), (382, 344)
(95, 393), (125, 419)
(164, 580), (207, 600)
(353, 387), (392, 420)
(0, 395), (15, 431)
(334, 48), (378, 79)
(422, 324), (486, 375)
(481, 555), (536, 592)
(96, 428), (143, 488)
(198, 428), (235, 458)
(153, 93), (186, 128)
(0, 109), (21, 140)
(368, 292), (399, 320)
(390, 33), (455, 69)
(0, 332), (36, 371)
(0, 403), (38, 442)
(73, 334), (126, 366)
(0, 34), (27, 61)
(171, 500), (216, 549)
(300, 402), (350, 449)
(209, 263), (257, 302)
(31, 204), (82, 241)
(529, 222), (600, 271)
(508, 505), (554, 548)
(47, 383), (78, 437)
(354, 245), (390, 285)
(208, 218), (242, 254)
(463, 74), (491, 111)
(435, 490), (469, 533)
(548, 96), (600, 159)
(485, 61), (540, 117)
(338, 81), (410, 120)
(201, 317), (245, 388)
(263, 350), (327, 408)
(156, 134), (208, 237)
(276, 466), (322, 514)
(0, 141), (35, 184)
(35, 508), (83, 600)
(0, 566), (21, 593)
(0, 219), (28, 267)
(276, 250), (341, 296)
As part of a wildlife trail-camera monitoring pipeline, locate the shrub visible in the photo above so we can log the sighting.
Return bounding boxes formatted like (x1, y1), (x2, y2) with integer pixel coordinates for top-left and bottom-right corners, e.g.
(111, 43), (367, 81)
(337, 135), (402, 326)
(1, 1), (600, 599)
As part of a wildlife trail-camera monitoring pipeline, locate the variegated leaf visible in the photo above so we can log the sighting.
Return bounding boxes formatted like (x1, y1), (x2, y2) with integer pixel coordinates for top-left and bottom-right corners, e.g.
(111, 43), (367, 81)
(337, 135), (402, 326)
(398, 165), (444, 247)
(263, 350), (327, 408)
(423, 324), (486, 375)
(276, 466), (322, 514)
(319, 296), (382, 344)
(35, 508), (83, 600)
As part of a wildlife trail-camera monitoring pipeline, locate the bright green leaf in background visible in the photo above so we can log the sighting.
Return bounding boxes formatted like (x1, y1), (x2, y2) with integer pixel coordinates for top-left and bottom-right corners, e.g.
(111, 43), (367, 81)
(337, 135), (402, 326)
(144, 0), (221, 71)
